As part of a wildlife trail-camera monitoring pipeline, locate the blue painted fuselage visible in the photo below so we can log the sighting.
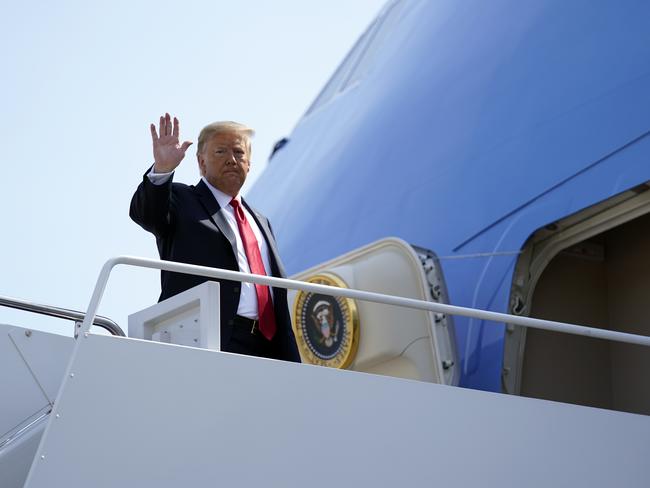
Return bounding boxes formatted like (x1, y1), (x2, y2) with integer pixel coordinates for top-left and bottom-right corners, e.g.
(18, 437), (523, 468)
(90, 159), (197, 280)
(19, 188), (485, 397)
(248, 0), (650, 391)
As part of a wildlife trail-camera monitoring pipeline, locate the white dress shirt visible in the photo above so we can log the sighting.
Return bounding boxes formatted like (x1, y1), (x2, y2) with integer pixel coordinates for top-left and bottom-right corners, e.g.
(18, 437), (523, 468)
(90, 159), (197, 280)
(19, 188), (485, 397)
(147, 168), (273, 319)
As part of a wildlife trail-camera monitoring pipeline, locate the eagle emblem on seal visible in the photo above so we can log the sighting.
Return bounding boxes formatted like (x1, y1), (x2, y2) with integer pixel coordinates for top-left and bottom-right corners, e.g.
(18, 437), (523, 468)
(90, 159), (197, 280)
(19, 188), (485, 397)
(310, 300), (339, 348)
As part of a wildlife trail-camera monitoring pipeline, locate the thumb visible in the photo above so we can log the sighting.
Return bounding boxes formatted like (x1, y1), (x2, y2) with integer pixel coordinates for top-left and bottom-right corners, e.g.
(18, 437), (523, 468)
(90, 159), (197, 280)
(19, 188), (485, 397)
(181, 141), (193, 153)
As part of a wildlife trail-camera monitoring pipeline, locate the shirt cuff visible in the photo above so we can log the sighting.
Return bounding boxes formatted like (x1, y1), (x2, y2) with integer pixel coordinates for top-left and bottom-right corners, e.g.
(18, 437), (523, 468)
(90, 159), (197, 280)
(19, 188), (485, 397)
(147, 166), (174, 185)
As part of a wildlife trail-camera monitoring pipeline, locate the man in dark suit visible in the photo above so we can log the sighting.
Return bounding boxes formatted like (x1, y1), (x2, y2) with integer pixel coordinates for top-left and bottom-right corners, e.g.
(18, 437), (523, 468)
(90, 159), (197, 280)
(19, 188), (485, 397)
(130, 113), (301, 362)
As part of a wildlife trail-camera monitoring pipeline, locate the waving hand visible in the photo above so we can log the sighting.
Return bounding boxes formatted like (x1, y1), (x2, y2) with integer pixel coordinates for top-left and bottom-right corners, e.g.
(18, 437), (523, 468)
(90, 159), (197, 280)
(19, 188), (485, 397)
(151, 113), (193, 173)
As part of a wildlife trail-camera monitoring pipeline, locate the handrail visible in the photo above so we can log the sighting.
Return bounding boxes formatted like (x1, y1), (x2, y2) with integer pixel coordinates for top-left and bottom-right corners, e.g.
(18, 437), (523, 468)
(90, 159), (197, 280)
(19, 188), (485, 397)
(80, 255), (650, 348)
(0, 294), (125, 337)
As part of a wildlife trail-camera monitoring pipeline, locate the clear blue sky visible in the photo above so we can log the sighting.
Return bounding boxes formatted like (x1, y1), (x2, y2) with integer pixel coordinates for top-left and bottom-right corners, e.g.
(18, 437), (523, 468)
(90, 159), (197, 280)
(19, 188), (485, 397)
(0, 0), (385, 334)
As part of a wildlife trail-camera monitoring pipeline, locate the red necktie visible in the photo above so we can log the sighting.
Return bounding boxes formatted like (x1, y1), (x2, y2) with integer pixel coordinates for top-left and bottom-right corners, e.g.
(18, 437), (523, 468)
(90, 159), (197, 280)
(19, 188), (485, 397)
(230, 198), (277, 340)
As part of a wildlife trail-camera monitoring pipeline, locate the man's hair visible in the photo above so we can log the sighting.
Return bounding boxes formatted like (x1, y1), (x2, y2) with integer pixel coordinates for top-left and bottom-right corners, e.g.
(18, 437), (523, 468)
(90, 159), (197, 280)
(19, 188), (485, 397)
(196, 121), (255, 156)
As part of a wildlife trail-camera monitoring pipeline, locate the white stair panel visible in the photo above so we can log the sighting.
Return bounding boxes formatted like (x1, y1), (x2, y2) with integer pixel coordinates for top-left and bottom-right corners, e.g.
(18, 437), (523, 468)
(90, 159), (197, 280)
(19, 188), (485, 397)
(24, 333), (650, 487)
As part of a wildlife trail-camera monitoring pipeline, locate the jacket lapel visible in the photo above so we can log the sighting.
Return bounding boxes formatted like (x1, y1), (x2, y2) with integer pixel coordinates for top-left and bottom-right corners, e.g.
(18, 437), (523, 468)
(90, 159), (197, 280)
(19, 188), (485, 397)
(193, 180), (238, 254)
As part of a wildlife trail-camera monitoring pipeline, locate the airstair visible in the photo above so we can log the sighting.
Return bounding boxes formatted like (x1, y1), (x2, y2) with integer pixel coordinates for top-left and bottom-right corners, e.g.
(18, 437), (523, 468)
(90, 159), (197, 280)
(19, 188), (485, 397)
(2, 239), (649, 487)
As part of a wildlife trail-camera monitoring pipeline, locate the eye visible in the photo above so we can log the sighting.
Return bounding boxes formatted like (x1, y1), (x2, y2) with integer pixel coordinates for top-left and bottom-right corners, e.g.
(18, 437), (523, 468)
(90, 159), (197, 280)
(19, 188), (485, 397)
(215, 148), (225, 154)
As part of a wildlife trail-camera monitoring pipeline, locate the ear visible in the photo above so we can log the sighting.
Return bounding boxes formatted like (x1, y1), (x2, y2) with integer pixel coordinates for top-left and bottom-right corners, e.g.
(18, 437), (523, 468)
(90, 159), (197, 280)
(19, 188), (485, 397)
(197, 152), (205, 176)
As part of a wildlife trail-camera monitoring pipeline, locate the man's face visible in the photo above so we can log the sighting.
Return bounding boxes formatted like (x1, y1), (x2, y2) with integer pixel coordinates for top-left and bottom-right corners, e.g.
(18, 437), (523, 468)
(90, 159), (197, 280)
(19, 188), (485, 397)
(198, 132), (250, 196)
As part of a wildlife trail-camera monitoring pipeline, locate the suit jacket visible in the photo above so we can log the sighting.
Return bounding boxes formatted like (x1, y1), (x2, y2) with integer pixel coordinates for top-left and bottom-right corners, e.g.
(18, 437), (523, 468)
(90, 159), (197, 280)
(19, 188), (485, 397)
(129, 172), (301, 362)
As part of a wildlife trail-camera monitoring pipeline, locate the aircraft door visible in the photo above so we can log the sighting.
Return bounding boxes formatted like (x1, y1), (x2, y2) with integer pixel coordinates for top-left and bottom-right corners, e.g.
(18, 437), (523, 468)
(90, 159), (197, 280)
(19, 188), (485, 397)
(289, 237), (459, 385)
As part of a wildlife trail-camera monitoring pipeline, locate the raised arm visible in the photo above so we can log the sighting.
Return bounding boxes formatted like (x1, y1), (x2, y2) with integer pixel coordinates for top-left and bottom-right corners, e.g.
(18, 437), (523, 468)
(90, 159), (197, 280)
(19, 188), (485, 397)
(151, 113), (193, 173)
(130, 113), (192, 236)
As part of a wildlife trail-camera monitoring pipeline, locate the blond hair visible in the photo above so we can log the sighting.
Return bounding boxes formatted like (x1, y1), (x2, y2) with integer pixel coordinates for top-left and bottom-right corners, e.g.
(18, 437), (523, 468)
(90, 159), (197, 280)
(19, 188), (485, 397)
(196, 121), (254, 156)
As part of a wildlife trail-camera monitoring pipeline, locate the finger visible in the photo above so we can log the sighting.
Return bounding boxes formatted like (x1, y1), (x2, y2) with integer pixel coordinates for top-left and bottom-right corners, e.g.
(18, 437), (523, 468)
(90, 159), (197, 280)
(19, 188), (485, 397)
(150, 123), (158, 141)
(180, 141), (193, 153)
(159, 115), (165, 138)
(165, 113), (171, 136)
(173, 116), (180, 138)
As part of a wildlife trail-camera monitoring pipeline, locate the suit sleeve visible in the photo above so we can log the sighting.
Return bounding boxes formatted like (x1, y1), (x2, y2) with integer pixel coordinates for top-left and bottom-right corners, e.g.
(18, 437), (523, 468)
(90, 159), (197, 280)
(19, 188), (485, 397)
(129, 169), (175, 238)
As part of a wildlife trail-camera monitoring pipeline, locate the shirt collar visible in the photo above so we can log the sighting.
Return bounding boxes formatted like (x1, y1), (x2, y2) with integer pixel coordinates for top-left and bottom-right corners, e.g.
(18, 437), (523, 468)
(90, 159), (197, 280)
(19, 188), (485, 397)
(202, 176), (240, 210)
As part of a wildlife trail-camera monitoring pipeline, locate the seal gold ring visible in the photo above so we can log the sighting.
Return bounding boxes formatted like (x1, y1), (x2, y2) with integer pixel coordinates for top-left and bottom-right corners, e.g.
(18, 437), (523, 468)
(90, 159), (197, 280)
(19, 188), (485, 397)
(292, 273), (359, 369)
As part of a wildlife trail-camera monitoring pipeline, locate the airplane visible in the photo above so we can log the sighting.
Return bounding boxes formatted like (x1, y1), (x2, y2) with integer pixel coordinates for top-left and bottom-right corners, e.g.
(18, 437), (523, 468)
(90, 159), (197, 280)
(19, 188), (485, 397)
(247, 0), (650, 414)
(2, 0), (649, 486)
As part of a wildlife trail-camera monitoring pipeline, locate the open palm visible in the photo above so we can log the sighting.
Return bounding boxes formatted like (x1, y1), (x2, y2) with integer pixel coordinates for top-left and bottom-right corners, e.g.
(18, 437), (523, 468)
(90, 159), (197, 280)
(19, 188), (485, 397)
(151, 113), (193, 173)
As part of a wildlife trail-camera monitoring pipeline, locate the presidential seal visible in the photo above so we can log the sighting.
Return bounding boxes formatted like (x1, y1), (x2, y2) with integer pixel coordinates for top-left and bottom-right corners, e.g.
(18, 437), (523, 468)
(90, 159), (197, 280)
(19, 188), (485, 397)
(292, 273), (359, 369)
